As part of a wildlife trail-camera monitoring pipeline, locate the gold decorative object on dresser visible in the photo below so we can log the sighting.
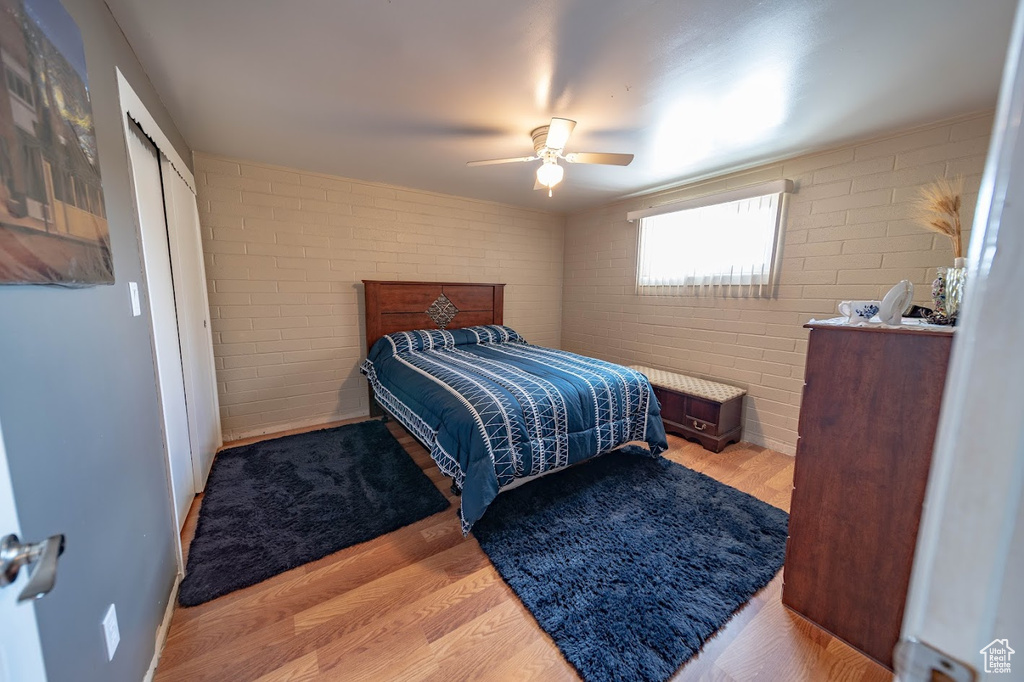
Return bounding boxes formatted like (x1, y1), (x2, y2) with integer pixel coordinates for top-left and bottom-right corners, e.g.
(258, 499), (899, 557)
(782, 321), (955, 670)
(629, 365), (745, 452)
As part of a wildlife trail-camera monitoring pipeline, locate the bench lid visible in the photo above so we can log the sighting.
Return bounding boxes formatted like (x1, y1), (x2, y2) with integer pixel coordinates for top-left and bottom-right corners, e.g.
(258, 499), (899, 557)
(629, 365), (746, 402)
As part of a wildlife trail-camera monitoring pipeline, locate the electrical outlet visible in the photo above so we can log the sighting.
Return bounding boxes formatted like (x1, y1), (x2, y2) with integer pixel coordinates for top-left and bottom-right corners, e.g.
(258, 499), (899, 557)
(101, 604), (119, 661)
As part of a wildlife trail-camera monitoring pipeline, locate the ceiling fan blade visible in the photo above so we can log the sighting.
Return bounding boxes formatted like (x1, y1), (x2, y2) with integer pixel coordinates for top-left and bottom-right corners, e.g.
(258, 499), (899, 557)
(545, 118), (576, 150)
(564, 152), (634, 166)
(466, 156), (537, 167)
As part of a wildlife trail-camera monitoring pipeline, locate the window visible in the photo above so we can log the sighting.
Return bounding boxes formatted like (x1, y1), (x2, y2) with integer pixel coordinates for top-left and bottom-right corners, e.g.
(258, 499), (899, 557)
(630, 180), (792, 296)
(20, 142), (45, 201)
(0, 138), (11, 193)
(5, 67), (34, 107)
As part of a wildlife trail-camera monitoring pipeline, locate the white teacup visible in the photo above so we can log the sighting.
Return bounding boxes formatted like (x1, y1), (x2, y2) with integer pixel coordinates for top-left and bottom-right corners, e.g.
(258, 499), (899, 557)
(838, 300), (881, 323)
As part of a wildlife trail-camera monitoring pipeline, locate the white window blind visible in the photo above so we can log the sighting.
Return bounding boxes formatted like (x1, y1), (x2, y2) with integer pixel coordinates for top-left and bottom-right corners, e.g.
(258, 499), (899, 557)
(631, 180), (792, 297)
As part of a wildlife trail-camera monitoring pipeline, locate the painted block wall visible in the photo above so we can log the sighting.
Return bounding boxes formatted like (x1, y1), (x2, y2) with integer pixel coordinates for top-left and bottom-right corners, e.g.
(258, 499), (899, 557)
(562, 113), (992, 454)
(195, 154), (565, 441)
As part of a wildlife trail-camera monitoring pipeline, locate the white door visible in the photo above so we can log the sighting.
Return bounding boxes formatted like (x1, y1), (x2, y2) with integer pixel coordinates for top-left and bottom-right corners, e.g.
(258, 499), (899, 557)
(896, 0), (1024, 678)
(161, 161), (220, 491)
(125, 122), (194, 531)
(0, 419), (48, 682)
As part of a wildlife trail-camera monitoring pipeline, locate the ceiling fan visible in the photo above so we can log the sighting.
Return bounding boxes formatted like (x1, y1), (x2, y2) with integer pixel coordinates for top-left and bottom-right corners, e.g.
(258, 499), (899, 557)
(467, 118), (634, 197)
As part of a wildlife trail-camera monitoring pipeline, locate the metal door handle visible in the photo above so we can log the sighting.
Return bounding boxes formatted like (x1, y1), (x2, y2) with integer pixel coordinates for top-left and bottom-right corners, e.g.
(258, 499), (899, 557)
(1, 533), (65, 602)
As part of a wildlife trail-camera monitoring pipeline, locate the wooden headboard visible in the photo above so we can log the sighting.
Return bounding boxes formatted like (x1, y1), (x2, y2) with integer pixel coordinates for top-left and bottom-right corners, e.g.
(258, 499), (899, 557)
(362, 280), (506, 353)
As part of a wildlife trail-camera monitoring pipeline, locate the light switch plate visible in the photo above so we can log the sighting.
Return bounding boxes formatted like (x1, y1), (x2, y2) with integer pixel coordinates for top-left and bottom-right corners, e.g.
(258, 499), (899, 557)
(128, 282), (141, 317)
(102, 604), (119, 661)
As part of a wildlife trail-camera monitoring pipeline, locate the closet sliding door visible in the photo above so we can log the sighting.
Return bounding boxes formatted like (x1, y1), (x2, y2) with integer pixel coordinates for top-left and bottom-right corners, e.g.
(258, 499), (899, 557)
(126, 122), (194, 531)
(162, 161), (220, 490)
(119, 68), (221, 563)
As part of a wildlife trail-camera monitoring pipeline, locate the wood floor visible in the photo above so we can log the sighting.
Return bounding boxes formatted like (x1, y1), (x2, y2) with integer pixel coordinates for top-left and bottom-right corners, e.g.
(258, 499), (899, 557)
(155, 420), (892, 682)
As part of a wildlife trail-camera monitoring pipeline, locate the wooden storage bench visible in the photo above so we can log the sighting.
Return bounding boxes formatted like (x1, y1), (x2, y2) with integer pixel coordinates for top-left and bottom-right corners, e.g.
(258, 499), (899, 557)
(630, 365), (745, 453)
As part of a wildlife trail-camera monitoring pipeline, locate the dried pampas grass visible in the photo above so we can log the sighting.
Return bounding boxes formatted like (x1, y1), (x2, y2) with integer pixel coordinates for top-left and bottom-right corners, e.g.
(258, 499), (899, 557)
(916, 176), (964, 259)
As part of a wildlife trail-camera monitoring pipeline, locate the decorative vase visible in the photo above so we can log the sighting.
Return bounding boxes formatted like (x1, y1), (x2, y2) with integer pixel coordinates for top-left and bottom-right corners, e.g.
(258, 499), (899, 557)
(929, 257), (967, 325)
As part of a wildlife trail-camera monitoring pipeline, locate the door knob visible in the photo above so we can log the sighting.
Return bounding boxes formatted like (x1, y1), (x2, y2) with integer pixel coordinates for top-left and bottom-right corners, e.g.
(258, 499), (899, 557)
(1, 533), (65, 602)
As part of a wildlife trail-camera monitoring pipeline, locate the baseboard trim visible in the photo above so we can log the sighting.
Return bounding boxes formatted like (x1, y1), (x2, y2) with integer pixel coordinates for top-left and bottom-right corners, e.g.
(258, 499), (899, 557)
(143, 574), (180, 682)
(221, 409), (369, 445)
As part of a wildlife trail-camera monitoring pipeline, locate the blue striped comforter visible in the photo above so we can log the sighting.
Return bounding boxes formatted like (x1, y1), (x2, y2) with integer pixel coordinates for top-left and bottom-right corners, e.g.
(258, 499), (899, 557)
(360, 325), (668, 532)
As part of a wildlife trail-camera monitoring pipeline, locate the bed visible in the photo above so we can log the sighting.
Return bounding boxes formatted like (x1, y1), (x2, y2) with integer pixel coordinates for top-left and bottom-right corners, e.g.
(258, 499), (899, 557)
(360, 280), (668, 532)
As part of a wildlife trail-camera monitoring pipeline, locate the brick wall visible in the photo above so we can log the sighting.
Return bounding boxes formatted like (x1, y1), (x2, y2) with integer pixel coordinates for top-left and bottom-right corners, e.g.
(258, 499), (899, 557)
(562, 113), (992, 454)
(197, 112), (992, 451)
(196, 154), (565, 441)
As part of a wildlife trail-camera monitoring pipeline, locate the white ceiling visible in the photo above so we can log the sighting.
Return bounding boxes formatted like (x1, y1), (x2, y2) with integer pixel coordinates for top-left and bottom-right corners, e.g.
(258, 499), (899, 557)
(104, 0), (1016, 213)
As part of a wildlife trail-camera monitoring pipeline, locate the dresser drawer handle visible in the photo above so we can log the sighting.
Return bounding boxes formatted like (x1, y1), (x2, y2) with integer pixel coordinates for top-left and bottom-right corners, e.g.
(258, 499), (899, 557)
(692, 419), (707, 431)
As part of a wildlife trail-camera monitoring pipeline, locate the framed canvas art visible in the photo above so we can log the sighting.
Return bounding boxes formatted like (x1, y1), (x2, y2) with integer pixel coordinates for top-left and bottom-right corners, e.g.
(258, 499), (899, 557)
(0, 0), (112, 285)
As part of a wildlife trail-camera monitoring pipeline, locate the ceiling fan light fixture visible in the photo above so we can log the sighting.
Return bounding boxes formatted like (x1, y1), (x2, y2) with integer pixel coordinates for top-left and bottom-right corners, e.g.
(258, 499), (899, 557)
(536, 160), (564, 189)
(467, 117), (632, 197)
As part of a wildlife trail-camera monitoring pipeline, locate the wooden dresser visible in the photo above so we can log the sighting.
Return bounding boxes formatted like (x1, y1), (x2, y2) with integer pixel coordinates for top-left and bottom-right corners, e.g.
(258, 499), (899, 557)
(782, 323), (954, 669)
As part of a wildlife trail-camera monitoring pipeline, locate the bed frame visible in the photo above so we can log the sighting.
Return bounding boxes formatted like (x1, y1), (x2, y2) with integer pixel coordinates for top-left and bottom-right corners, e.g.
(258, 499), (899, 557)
(362, 279), (506, 416)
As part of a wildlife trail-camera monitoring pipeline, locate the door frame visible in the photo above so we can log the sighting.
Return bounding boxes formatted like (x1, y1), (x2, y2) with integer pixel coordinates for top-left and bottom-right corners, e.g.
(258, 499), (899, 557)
(116, 70), (196, 194)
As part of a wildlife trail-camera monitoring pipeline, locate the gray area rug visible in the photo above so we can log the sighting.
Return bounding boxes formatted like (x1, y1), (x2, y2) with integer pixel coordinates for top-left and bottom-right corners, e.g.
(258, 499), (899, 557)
(179, 419), (449, 606)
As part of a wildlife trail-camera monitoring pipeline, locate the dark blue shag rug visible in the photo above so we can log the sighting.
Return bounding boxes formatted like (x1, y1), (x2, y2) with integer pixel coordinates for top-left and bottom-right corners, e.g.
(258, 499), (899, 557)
(179, 419), (449, 606)
(473, 449), (789, 682)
